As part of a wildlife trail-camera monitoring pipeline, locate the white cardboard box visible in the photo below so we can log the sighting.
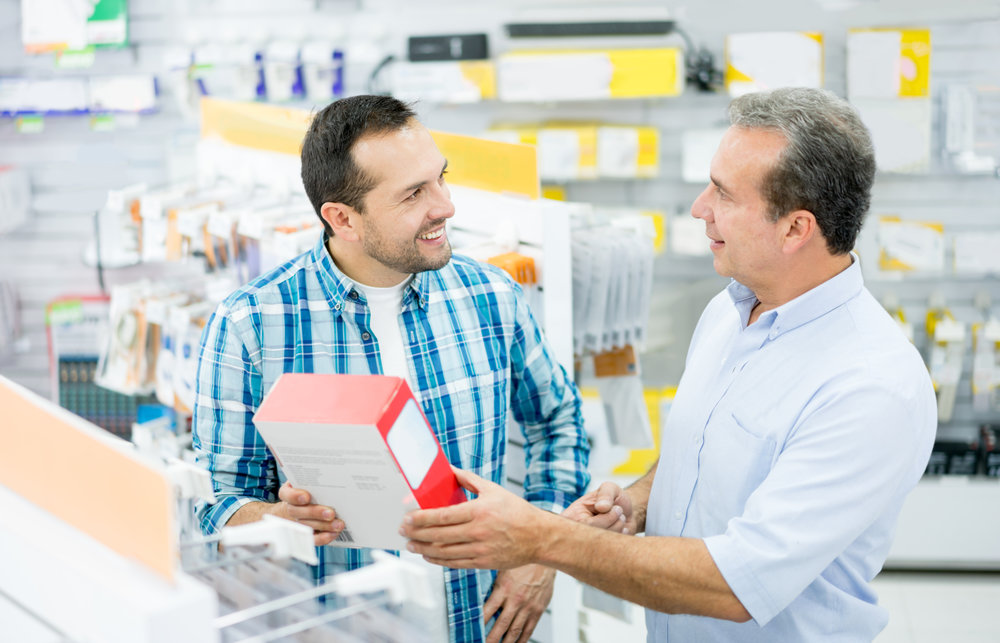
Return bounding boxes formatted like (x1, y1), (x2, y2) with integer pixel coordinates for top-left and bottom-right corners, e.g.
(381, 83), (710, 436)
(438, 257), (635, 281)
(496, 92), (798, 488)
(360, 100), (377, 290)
(254, 373), (465, 550)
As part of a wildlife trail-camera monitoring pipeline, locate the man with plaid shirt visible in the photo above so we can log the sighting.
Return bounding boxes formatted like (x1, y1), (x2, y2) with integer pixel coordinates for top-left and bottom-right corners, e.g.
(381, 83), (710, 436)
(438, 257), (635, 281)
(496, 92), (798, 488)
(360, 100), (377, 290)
(192, 95), (590, 643)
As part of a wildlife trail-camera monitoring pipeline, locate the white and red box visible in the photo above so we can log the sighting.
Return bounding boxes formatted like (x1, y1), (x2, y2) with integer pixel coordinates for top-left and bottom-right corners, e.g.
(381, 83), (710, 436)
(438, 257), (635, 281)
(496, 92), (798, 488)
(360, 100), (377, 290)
(253, 372), (465, 550)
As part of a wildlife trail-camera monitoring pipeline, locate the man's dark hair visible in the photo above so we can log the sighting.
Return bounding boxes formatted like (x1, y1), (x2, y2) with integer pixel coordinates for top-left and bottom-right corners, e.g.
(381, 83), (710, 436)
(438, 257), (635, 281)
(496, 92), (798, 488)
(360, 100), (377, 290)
(300, 95), (416, 235)
(729, 87), (876, 255)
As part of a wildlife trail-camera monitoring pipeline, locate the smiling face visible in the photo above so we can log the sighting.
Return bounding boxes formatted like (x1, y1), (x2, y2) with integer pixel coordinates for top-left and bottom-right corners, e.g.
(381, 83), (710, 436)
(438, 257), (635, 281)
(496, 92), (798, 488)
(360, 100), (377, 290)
(690, 126), (789, 290)
(348, 120), (455, 284)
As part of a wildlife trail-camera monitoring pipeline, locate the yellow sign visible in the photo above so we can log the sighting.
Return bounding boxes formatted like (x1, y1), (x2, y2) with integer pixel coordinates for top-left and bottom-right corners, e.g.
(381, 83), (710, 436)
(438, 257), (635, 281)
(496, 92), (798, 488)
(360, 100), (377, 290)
(200, 97), (313, 155)
(199, 98), (539, 199)
(431, 130), (539, 199)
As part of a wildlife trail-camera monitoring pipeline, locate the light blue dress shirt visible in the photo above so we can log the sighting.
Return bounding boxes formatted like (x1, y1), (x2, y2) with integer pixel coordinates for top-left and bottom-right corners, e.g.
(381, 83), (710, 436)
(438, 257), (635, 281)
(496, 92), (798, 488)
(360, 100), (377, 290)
(645, 256), (936, 642)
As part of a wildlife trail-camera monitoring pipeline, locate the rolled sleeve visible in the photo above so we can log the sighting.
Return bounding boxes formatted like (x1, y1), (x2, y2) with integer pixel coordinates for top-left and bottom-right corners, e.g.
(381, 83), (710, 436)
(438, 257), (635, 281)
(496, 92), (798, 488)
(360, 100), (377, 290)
(191, 302), (273, 534)
(509, 289), (590, 513)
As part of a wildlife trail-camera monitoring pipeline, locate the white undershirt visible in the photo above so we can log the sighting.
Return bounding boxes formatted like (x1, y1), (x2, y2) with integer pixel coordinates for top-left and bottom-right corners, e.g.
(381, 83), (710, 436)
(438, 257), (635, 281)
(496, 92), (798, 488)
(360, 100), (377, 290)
(354, 277), (413, 389)
(353, 276), (448, 639)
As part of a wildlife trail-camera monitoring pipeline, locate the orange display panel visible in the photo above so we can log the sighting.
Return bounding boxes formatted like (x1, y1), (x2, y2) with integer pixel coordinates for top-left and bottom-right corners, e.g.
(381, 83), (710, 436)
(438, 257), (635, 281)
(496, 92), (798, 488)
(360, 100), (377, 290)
(0, 376), (175, 582)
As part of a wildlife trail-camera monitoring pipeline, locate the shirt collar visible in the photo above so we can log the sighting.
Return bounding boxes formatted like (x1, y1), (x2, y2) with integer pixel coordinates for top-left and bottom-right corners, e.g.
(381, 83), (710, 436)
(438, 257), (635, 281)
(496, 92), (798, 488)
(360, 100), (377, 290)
(311, 234), (430, 312)
(727, 251), (863, 338)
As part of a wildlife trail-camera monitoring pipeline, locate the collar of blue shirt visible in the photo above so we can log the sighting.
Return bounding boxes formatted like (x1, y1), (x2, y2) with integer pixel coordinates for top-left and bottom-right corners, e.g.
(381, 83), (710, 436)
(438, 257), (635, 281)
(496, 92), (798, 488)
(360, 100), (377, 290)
(311, 235), (431, 314)
(726, 251), (864, 337)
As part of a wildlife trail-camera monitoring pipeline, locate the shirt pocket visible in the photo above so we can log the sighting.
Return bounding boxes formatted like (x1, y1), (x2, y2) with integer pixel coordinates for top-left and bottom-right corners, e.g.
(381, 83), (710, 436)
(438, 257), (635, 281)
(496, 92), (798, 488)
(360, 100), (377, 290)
(693, 409), (777, 534)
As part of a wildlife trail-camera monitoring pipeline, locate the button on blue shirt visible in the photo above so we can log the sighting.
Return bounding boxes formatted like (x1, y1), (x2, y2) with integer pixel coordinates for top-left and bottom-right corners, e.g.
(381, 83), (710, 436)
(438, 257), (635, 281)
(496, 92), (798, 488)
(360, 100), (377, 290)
(646, 255), (936, 641)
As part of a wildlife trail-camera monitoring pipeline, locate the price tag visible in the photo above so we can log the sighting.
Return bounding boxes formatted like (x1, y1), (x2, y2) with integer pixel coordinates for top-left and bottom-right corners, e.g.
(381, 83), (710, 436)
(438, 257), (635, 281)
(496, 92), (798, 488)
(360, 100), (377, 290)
(16, 115), (44, 134)
(55, 47), (96, 69)
(90, 115), (115, 132)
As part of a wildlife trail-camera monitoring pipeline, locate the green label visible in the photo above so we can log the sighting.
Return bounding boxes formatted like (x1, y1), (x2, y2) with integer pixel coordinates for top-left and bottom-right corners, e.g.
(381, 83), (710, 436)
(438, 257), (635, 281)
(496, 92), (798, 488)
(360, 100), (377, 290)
(55, 46), (96, 69)
(47, 300), (84, 326)
(90, 115), (115, 131)
(16, 115), (44, 134)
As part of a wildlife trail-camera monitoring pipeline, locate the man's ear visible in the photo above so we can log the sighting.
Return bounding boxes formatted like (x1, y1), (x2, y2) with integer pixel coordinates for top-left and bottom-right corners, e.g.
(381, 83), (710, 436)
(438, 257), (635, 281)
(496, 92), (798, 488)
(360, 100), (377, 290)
(320, 202), (361, 241)
(781, 209), (818, 254)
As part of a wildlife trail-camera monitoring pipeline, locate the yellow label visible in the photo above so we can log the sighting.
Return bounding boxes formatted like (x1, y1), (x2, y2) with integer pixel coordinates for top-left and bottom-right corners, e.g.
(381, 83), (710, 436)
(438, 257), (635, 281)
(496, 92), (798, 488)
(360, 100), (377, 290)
(607, 48), (683, 97)
(877, 215), (944, 271)
(489, 123), (540, 146)
(899, 29), (931, 98)
(725, 60), (755, 88)
(613, 387), (675, 475)
(542, 122), (599, 176)
(459, 60), (497, 99)
(636, 126), (660, 176)
(507, 48), (683, 98)
(925, 308), (955, 339)
(641, 210), (666, 254)
(542, 185), (567, 201)
(878, 248), (913, 272)
(853, 28), (931, 97)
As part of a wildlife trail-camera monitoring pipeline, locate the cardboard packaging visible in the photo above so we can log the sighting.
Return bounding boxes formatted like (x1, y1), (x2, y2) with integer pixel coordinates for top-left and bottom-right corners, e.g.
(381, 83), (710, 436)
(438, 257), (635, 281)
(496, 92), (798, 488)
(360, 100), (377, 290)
(254, 373), (465, 550)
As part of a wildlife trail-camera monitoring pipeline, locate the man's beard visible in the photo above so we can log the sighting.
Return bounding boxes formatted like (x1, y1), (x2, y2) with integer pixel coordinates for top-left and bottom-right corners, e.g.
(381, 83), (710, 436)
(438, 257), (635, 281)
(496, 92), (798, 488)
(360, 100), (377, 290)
(361, 219), (452, 275)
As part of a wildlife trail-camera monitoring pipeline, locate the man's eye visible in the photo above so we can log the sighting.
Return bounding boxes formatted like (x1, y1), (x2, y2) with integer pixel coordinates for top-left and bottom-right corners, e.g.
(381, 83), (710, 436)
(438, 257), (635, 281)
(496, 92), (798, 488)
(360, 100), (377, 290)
(407, 188), (422, 201)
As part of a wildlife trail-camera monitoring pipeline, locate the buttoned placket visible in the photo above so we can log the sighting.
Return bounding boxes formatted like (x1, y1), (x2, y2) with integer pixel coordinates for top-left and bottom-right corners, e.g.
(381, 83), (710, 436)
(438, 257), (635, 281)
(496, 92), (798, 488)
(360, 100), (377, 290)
(670, 313), (777, 534)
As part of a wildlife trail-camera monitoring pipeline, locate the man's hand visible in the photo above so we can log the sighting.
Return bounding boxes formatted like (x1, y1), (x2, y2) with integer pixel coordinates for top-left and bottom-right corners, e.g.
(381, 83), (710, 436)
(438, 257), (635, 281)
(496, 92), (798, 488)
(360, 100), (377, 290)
(401, 467), (551, 570)
(561, 481), (637, 535)
(271, 482), (345, 546)
(484, 565), (555, 643)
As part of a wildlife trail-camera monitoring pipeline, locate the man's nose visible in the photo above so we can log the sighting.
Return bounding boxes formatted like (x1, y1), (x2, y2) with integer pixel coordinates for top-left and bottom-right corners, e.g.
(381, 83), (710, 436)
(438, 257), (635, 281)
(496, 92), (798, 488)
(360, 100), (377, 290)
(430, 182), (456, 220)
(691, 184), (713, 221)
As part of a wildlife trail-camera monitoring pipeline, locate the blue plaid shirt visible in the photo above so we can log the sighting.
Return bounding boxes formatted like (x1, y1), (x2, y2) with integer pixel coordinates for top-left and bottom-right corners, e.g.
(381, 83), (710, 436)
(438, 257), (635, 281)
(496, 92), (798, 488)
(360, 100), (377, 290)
(192, 235), (590, 642)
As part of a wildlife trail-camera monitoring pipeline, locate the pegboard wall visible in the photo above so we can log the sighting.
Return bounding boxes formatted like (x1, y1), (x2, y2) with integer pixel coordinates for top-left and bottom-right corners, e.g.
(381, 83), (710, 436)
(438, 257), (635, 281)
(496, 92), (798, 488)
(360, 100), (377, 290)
(0, 0), (998, 458)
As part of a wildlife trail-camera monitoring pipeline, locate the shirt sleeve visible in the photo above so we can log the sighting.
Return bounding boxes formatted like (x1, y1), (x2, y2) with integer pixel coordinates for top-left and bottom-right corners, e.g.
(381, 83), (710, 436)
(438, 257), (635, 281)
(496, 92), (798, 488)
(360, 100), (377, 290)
(508, 285), (591, 513)
(191, 300), (273, 534)
(703, 374), (935, 626)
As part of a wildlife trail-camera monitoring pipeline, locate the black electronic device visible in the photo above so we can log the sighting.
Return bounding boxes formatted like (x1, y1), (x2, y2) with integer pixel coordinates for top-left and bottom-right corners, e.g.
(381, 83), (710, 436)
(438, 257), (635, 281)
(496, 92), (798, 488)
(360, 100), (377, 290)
(505, 21), (675, 38)
(407, 34), (489, 62)
(925, 438), (981, 476)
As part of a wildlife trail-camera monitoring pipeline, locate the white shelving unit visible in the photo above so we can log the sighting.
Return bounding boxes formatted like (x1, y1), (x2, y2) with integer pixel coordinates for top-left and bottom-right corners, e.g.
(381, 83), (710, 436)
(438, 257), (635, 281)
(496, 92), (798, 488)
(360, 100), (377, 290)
(887, 477), (1000, 570)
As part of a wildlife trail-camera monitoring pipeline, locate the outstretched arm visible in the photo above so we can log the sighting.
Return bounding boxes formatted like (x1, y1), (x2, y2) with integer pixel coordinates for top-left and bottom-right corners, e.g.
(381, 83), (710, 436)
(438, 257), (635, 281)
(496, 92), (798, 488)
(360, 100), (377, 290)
(401, 467), (750, 623)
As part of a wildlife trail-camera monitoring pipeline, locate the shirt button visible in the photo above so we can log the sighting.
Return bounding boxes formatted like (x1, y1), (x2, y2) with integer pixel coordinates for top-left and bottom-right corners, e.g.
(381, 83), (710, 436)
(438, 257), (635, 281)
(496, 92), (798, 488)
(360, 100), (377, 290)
(361, 332), (371, 341)
(334, 303), (341, 310)
(674, 511), (682, 520)
(349, 290), (359, 300)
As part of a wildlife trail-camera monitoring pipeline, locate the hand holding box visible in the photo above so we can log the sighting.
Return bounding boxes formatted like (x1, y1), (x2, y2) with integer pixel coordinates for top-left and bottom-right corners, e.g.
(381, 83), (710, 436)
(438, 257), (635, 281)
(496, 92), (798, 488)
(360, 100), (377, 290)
(254, 373), (465, 550)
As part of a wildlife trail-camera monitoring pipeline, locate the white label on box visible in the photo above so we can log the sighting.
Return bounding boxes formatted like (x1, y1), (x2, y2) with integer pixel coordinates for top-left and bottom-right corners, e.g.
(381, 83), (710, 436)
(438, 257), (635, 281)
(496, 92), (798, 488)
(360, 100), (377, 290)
(145, 299), (167, 326)
(597, 127), (639, 178)
(386, 399), (437, 490)
(207, 210), (235, 238)
(954, 232), (1000, 275)
(537, 129), (581, 181)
